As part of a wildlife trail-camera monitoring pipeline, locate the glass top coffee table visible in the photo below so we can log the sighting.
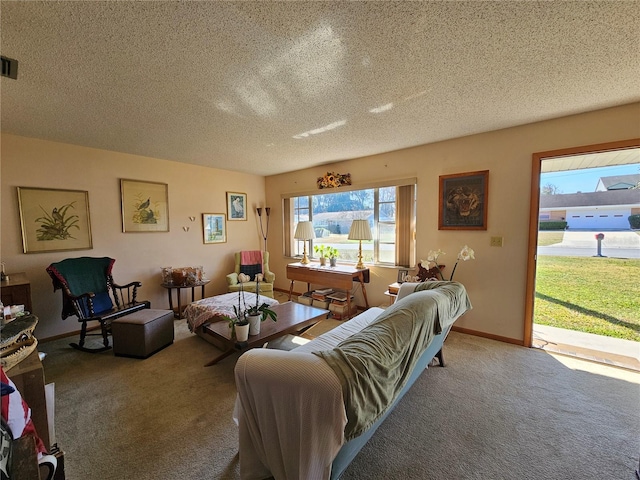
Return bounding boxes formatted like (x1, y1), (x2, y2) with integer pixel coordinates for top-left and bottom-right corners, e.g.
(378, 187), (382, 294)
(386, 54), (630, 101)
(202, 301), (329, 366)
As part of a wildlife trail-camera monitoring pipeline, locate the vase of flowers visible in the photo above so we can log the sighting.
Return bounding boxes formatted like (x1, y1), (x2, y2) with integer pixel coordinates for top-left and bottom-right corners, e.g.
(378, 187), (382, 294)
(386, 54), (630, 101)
(422, 245), (475, 281)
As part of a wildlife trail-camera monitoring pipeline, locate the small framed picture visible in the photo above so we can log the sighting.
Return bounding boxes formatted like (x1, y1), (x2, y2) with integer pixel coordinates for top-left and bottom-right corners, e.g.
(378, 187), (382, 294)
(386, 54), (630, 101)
(226, 192), (247, 221)
(438, 170), (489, 230)
(397, 269), (409, 283)
(121, 179), (169, 232)
(17, 187), (93, 254)
(202, 213), (226, 244)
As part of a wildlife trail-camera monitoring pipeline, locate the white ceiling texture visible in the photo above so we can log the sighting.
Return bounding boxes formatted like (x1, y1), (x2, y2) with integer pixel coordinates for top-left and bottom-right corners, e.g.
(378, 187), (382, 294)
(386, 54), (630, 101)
(1, 1), (639, 176)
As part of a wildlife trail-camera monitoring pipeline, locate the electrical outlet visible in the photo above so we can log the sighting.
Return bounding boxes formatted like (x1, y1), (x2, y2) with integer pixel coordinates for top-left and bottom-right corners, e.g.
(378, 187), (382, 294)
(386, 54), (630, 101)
(490, 236), (503, 247)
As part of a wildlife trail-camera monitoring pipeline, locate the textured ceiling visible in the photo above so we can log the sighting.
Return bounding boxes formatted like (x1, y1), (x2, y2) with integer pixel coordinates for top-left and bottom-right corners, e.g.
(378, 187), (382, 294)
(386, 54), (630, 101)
(1, 1), (639, 176)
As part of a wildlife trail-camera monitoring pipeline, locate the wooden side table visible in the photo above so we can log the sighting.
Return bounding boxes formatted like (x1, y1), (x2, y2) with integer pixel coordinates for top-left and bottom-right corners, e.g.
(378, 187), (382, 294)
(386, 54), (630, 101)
(161, 280), (210, 319)
(1, 272), (33, 313)
(384, 282), (401, 305)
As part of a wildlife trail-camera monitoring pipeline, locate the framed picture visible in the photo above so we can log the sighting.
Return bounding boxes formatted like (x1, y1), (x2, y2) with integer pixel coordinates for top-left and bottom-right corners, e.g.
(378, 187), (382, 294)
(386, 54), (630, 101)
(226, 192), (247, 221)
(202, 213), (227, 244)
(17, 187), (93, 254)
(120, 179), (169, 232)
(438, 170), (489, 230)
(397, 269), (409, 283)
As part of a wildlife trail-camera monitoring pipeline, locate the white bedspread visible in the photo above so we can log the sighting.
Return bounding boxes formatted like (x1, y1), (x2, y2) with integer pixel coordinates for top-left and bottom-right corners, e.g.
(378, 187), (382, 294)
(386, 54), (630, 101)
(183, 292), (278, 332)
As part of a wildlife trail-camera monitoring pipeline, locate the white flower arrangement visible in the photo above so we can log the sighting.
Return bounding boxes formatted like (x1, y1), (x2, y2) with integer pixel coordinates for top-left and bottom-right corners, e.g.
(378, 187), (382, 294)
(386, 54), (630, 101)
(421, 245), (475, 281)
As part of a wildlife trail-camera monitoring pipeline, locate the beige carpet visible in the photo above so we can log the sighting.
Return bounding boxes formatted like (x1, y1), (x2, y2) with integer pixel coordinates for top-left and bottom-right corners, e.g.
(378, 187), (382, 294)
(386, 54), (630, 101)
(37, 321), (640, 479)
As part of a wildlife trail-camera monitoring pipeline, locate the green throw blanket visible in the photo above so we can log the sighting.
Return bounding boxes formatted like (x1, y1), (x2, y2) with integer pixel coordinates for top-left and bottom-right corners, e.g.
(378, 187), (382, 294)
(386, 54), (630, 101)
(314, 281), (471, 440)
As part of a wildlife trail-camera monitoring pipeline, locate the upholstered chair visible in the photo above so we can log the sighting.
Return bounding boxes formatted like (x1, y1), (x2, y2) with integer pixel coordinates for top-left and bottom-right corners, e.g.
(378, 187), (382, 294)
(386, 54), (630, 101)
(226, 251), (275, 298)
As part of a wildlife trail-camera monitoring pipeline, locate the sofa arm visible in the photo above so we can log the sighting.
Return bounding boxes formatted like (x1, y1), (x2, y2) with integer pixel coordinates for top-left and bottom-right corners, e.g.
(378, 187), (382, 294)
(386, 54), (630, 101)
(226, 273), (238, 286)
(235, 350), (346, 479)
(397, 282), (421, 301)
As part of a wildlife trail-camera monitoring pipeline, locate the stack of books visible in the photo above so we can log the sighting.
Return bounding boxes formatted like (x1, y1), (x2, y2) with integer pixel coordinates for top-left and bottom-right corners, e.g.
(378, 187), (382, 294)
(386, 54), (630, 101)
(326, 291), (356, 320)
(297, 291), (313, 306)
(311, 288), (334, 309)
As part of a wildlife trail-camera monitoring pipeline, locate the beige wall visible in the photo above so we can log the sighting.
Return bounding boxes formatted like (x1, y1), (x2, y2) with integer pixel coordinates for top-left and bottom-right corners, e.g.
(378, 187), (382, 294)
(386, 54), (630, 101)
(3, 103), (638, 343)
(1, 134), (267, 339)
(265, 103), (640, 343)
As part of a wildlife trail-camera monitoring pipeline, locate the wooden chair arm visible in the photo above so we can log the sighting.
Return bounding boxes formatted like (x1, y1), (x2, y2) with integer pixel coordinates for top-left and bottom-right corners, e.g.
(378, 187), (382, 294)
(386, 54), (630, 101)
(112, 281), (142, 290)
(111, 280), (141, 308)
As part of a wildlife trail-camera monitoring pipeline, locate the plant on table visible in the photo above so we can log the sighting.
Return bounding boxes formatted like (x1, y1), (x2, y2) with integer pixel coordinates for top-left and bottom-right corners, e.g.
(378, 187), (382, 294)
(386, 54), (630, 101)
(314, 244), (328, 258)
(422, 245), (475, 281)
(314, 244), (328, 265)
(227, 282), (249, 329)
(245, 277), (277, 323)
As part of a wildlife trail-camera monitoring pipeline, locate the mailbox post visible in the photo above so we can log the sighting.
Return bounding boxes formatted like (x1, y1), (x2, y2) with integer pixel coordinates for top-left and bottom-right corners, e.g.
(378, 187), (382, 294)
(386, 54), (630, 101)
(594, 233), (606, 257)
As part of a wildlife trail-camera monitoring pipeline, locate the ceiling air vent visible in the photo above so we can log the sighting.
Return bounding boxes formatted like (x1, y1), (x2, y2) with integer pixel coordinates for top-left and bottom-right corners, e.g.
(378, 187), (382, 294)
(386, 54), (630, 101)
(1, 56), (19, 79)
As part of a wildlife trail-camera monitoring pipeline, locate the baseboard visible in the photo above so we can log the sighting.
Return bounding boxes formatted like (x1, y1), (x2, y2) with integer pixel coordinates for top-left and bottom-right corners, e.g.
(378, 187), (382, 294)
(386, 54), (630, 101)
(39, 324), (102, 343)
(451, 325), (524, 346)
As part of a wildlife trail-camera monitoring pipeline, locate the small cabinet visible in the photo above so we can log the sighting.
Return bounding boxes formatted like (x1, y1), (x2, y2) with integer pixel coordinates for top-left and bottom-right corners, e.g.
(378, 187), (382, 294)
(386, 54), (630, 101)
(1, 272), (33, 313)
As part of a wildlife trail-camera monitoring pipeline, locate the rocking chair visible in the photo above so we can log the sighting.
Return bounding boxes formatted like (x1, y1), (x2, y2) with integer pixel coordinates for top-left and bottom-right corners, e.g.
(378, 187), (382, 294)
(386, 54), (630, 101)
(46, 257), (150, 352)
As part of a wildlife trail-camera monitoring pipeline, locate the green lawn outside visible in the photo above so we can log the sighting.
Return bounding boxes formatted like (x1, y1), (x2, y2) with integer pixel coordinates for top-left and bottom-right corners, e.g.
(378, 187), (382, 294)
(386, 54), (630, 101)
(537, 231), (565, 246)
(534, 255), (640, 342)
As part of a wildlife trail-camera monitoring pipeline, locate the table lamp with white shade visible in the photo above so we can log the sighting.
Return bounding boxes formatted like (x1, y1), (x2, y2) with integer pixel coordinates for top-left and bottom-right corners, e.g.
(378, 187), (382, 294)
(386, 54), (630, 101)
(294, 221), (315, 264)
(348, 219), (373, 270)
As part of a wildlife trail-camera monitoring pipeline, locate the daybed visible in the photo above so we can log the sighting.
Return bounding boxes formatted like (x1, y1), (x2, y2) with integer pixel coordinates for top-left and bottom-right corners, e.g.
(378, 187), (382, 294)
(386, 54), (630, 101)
(234, 281), (472, 480)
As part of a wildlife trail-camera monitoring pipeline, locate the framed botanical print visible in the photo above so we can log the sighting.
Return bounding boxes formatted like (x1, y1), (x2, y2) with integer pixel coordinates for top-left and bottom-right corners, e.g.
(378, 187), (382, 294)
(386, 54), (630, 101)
(17, 186), (93, 253)
(226, 192), (247, 221)
(121, 179), (169, 232)
(202, 213), (227, 244)
(438, 170), (489, 230)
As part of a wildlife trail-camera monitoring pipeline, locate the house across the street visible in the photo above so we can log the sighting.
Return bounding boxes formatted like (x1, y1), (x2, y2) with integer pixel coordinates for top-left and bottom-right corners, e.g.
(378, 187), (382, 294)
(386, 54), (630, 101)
(540, 174), (640, 229)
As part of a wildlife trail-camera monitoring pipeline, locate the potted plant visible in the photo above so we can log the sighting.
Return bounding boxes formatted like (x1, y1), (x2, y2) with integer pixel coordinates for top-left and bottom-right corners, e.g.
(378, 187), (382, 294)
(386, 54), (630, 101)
(245, 277), (277, 335)
(223, 283), (251, 342)
(314, 244), (328, 266)
(326, 246), (339, 267)
(228, 306), (250, 342)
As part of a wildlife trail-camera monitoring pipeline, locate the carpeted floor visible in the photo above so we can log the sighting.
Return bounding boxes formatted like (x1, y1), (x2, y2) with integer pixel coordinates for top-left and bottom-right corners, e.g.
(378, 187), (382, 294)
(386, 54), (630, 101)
(38, 320), (640, 479)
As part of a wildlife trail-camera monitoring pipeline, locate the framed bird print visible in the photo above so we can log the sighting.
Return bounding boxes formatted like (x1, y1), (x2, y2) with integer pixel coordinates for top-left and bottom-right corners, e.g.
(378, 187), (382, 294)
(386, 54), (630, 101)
(226, 191), (247, 221)
(17, 186), (93, 253)
(120, 179), (169, 232)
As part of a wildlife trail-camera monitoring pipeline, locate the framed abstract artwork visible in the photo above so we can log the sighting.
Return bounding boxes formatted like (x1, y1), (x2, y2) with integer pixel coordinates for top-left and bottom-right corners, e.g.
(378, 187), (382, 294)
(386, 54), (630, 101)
(438, 170), (489, 230)
(17, 186), (93, 253)
(202, 213), (227, 244)
(120, 179), (169, 232)
(226, 192), (247, 221)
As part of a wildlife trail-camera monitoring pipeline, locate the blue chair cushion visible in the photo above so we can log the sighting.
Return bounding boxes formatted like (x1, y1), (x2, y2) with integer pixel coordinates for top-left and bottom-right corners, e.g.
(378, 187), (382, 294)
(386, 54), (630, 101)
(78, 291), (113, 318)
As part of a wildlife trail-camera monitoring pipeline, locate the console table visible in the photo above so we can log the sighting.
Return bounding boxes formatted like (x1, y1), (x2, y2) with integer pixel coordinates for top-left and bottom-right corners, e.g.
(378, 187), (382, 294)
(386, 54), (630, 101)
(161, 280), (210, 319)
(286, 262), (370, 317)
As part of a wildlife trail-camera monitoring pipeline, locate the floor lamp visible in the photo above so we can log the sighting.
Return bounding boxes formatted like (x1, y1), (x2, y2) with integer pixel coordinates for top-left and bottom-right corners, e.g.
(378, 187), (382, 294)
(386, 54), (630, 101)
(256, 207), (270, 251)
(294, 221), (315, 265)
(348, 219), (372, 270)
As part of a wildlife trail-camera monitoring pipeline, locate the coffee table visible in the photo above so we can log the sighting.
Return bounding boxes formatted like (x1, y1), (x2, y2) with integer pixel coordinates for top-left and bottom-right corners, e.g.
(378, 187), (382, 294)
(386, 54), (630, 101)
(201, 301), (329, 366)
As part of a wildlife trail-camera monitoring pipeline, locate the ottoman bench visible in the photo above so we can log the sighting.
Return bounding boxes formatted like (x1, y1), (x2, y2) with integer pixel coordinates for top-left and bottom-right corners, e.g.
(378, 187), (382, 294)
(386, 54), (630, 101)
(112, 309), (174, 358)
